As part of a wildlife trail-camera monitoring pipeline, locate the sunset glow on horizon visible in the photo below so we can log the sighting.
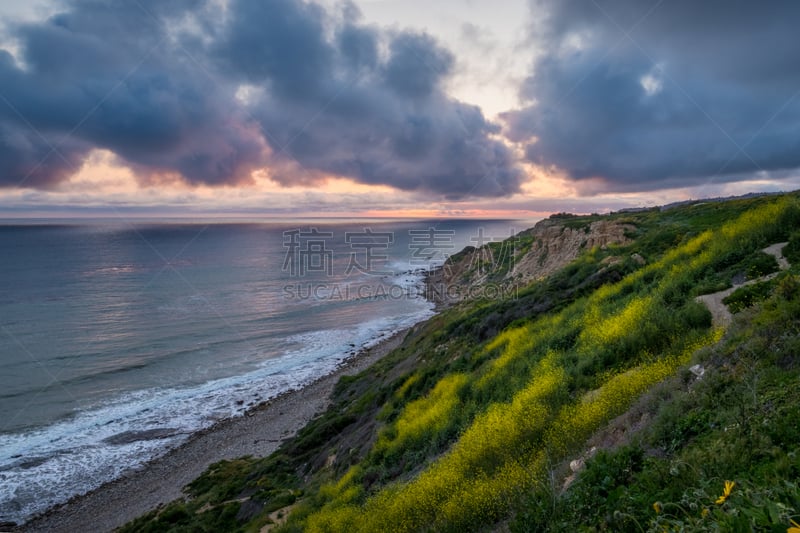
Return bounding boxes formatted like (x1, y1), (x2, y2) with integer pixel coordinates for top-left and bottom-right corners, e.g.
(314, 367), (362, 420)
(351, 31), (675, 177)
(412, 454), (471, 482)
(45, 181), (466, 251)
(0, 0), (798, 218)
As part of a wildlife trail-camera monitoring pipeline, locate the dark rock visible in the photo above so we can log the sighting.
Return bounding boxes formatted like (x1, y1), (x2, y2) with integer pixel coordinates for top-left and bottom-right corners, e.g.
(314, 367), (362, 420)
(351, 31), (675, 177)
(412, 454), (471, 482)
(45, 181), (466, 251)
(235, 498), (264, 522)
(103, 428), (179, 445)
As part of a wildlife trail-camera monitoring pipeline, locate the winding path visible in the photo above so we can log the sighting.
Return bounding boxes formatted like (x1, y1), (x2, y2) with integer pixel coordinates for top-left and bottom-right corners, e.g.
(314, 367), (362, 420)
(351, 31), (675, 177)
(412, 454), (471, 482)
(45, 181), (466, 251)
(695, 242), (789, 327)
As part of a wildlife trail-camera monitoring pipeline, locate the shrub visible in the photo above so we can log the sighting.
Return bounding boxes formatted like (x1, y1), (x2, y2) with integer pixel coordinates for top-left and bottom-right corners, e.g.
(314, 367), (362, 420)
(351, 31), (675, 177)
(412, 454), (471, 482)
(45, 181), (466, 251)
(784, 232), (800, 265)
(723, 280), (775, 313)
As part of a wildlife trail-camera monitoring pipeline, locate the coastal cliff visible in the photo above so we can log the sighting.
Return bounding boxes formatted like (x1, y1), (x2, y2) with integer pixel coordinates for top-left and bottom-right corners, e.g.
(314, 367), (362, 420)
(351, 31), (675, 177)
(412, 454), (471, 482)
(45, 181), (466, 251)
(104, 193), (800, 532)
(427, 216), (637, 304)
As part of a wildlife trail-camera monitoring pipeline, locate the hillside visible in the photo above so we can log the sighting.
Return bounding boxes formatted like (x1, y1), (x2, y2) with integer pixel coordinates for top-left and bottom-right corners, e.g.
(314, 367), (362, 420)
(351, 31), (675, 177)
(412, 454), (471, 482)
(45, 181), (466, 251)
(427, 217), (636, 304)
(121, 193), (800, 532)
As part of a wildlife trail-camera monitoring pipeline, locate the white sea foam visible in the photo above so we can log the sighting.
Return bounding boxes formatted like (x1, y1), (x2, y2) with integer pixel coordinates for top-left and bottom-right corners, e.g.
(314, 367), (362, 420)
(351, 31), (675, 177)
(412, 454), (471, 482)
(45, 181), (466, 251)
(0, 276), (434, 525)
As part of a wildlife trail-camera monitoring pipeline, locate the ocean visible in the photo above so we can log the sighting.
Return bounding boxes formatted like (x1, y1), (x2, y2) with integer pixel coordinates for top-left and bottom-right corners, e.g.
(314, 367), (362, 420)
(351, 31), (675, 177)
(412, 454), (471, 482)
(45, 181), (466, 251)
(0, 218), (529, 524)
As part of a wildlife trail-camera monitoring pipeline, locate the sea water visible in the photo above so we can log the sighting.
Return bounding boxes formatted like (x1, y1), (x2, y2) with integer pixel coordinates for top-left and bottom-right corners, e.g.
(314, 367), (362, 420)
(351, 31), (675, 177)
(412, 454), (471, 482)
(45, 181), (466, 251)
(0, 218), (529, 524)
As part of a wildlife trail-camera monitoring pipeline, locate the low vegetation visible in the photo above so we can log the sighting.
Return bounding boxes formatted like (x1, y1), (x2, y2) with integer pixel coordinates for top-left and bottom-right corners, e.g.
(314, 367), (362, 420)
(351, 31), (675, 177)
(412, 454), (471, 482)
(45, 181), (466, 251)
(121, 193), (800, 533)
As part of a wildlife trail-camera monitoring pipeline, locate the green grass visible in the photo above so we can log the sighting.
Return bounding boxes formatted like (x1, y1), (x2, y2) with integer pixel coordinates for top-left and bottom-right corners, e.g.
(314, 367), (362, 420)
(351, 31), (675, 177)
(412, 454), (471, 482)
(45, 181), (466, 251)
(512, 276), (800, 532)
(784, 231), (800, 265)
(119, 192), (800, 533)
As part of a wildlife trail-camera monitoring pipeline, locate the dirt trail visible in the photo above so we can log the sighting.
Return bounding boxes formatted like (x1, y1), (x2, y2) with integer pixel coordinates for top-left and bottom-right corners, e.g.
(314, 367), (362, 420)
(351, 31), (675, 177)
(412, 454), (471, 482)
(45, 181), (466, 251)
(695, 242), (789, 327)
(563, 242), (792, 492)
(763, 242), (791, 270)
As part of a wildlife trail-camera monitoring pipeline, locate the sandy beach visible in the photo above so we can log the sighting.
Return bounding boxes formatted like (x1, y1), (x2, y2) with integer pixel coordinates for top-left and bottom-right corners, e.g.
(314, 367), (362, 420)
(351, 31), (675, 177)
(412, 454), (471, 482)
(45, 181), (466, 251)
(18, 329), (410, 533)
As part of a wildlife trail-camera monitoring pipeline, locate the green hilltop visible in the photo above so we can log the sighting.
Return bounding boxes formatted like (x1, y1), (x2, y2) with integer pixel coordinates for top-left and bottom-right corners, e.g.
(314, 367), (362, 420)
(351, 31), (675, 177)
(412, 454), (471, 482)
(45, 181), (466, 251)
(122, 192), (800, 532)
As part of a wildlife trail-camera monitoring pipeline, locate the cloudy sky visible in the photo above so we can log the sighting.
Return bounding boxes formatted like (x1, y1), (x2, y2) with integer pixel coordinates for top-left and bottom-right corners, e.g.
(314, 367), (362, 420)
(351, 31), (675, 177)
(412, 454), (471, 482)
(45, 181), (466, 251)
(0, 0), (798, 218)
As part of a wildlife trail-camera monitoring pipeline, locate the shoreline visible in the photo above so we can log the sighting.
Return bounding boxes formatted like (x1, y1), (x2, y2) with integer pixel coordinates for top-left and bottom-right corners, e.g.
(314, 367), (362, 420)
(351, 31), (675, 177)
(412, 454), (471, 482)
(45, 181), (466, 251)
(18, 327), (413, 533)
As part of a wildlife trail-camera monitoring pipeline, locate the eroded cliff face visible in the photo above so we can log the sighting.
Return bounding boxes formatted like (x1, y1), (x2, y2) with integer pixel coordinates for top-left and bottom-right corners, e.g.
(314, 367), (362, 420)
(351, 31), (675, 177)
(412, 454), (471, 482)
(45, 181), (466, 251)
(514, 219), (635, 283)
(427, 217), (636, 304)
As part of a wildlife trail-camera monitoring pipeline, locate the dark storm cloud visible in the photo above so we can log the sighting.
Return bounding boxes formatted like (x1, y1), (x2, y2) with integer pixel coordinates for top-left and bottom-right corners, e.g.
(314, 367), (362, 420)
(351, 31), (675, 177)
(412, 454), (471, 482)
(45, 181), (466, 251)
(213, 0), (334, 99)
(213, 0), (520, 197)
(382, 32), (454, 99)
(0, 0), (522, 198)
(503, 0), (800, 191)
(0, 0), (266, 188)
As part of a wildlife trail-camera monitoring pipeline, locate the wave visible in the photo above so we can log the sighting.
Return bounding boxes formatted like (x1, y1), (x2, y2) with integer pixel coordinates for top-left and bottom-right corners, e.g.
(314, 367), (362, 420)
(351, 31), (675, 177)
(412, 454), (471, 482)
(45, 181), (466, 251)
(0, 289), (434, 525)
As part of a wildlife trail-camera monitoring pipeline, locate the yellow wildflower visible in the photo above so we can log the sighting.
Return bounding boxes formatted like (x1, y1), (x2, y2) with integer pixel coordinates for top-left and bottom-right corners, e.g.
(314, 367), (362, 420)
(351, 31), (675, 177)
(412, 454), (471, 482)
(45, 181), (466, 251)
(701, 508), (709, 518)
(715, 480), (735, 505)
(653, 502), (662, 514)
(789, 518), (800, 533)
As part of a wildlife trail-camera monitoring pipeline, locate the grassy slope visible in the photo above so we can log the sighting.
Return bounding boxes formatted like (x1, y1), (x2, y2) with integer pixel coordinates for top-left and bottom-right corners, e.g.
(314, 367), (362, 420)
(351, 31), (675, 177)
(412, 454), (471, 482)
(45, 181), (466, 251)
(533, 274), (800, 532)
(121, 193), (800, 533)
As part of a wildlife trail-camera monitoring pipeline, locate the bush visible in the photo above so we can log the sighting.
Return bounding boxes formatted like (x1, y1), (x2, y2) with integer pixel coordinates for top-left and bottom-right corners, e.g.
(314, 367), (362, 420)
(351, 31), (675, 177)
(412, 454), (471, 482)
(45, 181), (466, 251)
(784, 232), (800, 266)
(743, 251), (779, 279)
(722, 280), (775, 313)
